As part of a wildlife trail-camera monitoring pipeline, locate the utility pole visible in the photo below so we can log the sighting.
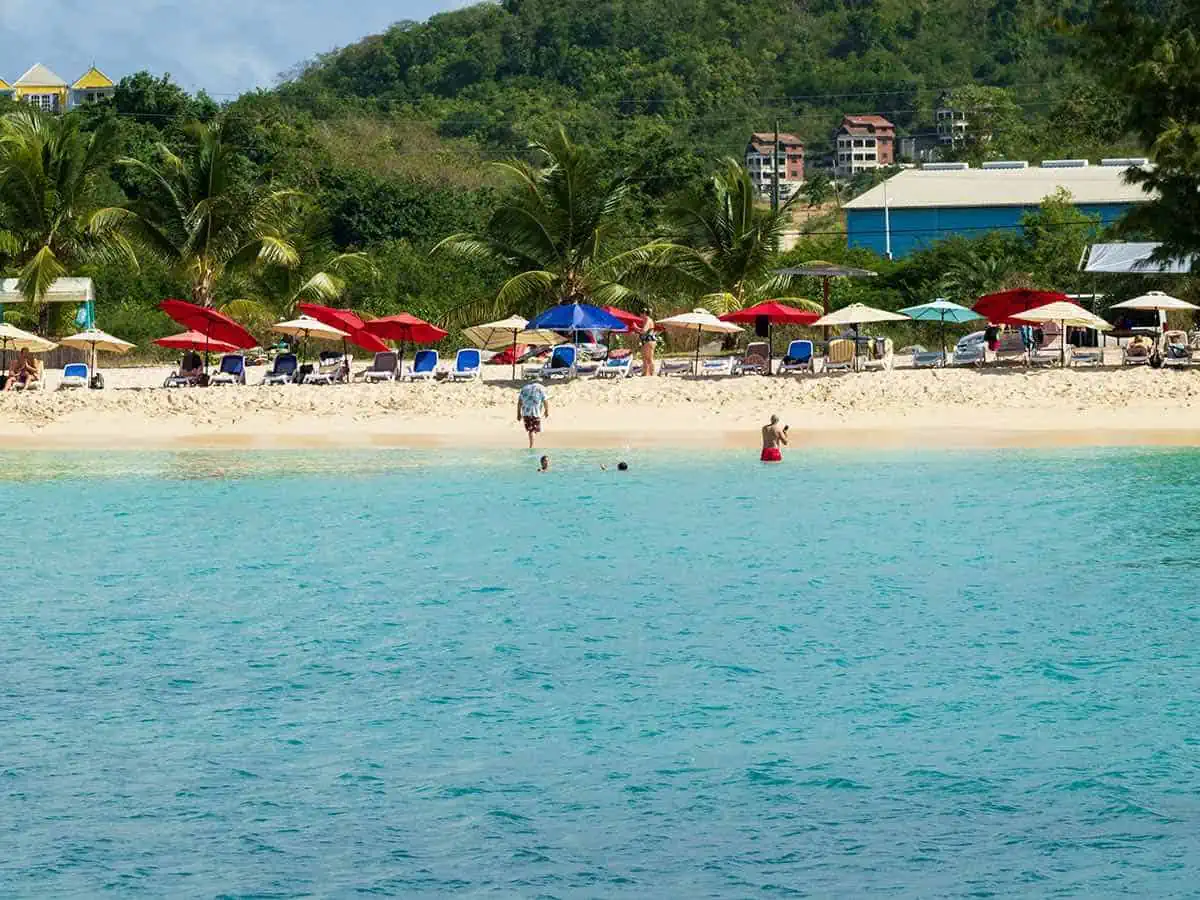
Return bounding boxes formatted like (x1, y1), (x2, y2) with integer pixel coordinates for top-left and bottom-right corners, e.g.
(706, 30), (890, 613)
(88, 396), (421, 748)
(771, 118), (780, 213)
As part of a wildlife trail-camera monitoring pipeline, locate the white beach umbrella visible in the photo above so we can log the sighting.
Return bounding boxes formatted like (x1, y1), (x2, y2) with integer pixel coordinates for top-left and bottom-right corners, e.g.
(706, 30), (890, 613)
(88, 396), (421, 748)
(1014, 301), (1113, 365)
(462, 315), (566, 379)
(658, 308), (743, 372)
(271, 315), (350, 366)
(59, 328), (135, 375)
(812, 303), (910, 328)
(1110, 291), (1200, 312)
(0, 322), (55, 379)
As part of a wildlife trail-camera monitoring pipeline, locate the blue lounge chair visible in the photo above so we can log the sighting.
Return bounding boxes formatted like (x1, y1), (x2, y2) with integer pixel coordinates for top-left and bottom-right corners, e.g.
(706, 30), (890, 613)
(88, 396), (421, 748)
(912, 349), (945, 368)
(402, 349), (439, 381)
(542, 344), (577, 379)
(779, 340), (814, 374)
(447, 348), (482, 381)
(210, 354), (246, 385)
(59, 362), (90, 389)
(262, 353), (298, 385)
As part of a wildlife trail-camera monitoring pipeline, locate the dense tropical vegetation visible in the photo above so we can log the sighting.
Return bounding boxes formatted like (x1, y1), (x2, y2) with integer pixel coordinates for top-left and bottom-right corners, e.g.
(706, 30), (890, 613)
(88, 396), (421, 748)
(0, 0), (1196, 349)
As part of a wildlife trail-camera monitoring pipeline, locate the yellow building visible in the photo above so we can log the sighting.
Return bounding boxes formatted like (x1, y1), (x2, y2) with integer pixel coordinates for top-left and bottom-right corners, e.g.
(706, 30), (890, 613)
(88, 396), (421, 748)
(3, 63), (115, 113)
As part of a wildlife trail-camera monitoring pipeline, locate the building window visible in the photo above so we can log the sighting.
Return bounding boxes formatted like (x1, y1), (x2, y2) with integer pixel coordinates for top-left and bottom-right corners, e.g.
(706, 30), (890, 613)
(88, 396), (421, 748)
(865, 139), (875, 147)
(25, 94), (57, 111)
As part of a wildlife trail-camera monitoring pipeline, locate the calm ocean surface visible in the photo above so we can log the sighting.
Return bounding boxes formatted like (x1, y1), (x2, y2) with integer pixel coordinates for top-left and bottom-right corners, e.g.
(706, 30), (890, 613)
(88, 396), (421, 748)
(2, 448), (1198, 897)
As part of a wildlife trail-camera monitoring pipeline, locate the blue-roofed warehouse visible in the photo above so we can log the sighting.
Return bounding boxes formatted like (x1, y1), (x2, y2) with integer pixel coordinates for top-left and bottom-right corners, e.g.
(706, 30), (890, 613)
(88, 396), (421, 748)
(843, 160), (1150, 259)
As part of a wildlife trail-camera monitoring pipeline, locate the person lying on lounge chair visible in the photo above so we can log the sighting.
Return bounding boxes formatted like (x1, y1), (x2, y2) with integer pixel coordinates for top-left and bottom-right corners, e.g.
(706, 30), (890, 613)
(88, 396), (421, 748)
(179, 351), (203, 378)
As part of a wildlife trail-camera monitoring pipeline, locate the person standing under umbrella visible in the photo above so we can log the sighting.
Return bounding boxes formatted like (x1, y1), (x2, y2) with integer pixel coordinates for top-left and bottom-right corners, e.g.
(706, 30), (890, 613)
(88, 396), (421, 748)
(638, 316), (657, 376)
(517, 381), (550, 449)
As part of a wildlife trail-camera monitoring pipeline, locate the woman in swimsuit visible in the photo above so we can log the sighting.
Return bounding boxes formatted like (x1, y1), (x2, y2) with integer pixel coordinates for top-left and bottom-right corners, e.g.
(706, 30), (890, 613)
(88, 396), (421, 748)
(639, 316), (656, 377)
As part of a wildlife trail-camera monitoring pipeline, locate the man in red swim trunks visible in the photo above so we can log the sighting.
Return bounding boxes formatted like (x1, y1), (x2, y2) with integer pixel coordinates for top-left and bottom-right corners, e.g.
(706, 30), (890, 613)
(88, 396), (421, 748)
(761, 414), (788, 462)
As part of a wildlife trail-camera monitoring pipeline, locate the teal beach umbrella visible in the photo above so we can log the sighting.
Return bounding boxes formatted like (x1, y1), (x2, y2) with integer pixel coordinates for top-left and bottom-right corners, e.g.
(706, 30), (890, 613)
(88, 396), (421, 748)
(899, 298), (983, 356)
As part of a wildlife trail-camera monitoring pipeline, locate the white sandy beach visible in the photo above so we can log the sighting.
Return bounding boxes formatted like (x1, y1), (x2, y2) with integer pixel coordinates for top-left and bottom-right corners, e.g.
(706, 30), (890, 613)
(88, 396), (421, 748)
(5, 361), (1200, 450)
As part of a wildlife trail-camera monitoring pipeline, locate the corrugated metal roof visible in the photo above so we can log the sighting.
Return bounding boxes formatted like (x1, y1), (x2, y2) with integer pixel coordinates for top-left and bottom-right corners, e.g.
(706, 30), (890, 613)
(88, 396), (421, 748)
(844, 165), (1151, 210)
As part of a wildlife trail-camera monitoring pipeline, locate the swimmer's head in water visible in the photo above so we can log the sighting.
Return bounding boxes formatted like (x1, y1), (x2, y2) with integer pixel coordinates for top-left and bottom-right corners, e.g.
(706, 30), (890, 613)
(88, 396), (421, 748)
(539, 455), (550, 470)
(617, 461), (628, 471)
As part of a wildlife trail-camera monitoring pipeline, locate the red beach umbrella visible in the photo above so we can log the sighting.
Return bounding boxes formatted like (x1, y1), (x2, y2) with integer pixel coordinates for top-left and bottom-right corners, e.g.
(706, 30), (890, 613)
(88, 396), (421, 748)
(297, 302), (390, 354)
(159, 299), (257, 349)
(365, 314), (449, 370)
(973, 289), (1069, 326)
(602, 306), (645, 332)
(153, 330), (239, 354)
(720, 301), (821, 374)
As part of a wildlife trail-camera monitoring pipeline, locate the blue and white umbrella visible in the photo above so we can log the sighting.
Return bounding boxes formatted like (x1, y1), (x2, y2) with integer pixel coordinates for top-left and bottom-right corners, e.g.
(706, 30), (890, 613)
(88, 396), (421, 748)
(527, 302), (629, 333)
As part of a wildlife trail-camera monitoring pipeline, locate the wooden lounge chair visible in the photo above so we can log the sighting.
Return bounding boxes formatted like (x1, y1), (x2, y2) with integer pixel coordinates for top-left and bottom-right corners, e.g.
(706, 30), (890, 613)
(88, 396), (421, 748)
(823, 338), (855, 373)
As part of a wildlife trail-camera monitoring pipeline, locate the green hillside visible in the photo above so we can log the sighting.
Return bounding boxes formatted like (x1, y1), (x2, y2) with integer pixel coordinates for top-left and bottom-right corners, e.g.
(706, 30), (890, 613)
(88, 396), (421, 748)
(279, 0), (1127, 170)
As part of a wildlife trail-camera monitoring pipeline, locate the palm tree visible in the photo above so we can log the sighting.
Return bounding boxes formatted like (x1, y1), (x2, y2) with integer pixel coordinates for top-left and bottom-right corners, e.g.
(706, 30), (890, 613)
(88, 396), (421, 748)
(432, 126), (642, 322)
(92, 120), (303, 308)
(0, 109), (133, 319)
(627, 159), (820, 315)
(939, 249), (1028, 301)
(221, 211), (377, 326)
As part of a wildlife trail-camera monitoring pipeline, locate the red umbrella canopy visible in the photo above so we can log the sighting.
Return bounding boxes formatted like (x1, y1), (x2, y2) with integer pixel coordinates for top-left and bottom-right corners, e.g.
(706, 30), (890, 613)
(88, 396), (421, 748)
(153, 330), (240, 353)
(719, 301), (822, 326)
(365, 313), (448, 345)
(159, 299), (257, 349)
(973, 289), (1069, 325)
(602, 306), (645, 331)
(297, 303), (390, 353)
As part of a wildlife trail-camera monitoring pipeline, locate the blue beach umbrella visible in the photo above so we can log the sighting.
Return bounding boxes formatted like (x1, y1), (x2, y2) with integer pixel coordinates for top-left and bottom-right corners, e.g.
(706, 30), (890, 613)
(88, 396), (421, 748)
(899, 298), (983, 355)
(527, 302), (629, 335)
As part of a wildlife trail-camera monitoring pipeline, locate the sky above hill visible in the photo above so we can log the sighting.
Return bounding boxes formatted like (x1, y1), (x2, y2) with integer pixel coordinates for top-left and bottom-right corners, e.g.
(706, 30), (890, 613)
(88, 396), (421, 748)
(0, 0), (471, 96)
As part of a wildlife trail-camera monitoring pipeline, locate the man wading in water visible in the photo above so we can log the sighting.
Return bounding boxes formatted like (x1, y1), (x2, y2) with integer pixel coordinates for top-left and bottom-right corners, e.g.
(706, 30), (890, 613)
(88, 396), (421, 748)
(761, 415), (788, 463)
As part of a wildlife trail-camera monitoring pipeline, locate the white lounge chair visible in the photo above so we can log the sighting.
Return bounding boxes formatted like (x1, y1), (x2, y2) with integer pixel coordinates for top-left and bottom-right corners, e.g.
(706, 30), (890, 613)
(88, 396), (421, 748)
(447, 348), (482, 381)
(1163, 330), (1193, 368)
(209, 354), (247, 385)
(912, 349), (945, 368)
(657, 358), (692, 377)
(360, 351), (398, 383)
(699, 357), (735, 376)
(860, 337), (894, 371)
(402, 349), (439, 381)
(306, 351), (350, 385)
(594, 355), (633, 379)
(1070, 347), (1104, 367)
(1123, 340), (1153, 366)
(59, 362), (90, 389)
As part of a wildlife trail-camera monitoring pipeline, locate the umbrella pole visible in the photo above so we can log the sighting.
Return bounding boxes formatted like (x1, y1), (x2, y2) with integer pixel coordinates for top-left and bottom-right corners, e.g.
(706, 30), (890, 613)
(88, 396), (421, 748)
(694, 324), (701, 375)
(768, 323), (773, 375)
(511, 329), (517, 382)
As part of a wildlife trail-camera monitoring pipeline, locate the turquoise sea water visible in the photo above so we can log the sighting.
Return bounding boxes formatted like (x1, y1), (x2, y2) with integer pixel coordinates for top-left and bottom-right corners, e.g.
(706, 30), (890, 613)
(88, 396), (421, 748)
(2, 448), (1199, 897)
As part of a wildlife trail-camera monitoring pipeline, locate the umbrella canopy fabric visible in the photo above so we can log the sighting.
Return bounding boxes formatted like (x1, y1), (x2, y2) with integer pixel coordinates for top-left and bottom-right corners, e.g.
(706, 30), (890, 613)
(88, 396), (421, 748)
(603, 306), (650, 331)
(365, 313), (448, 345)
(973, 289), (1069, 325)
(719, 301), (821, 326)
(1110, 291), (1200, 312)
(297, 303), (391, 353)
(0, 322), (56, 353)
(812, 303), (910, 327)
(153, 331), (240, 354)
(658, 309), (744, 333)
(159, 299), (257, 349)
(899, 299), (983, 323)
(59, 329), (135, 355)
(462, 316), (566, 350)
(775, 263), (877, 279)
(527, 303), (629, 333)
(271, 316), (350, 342)
(1012, 302), (1113, 331)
